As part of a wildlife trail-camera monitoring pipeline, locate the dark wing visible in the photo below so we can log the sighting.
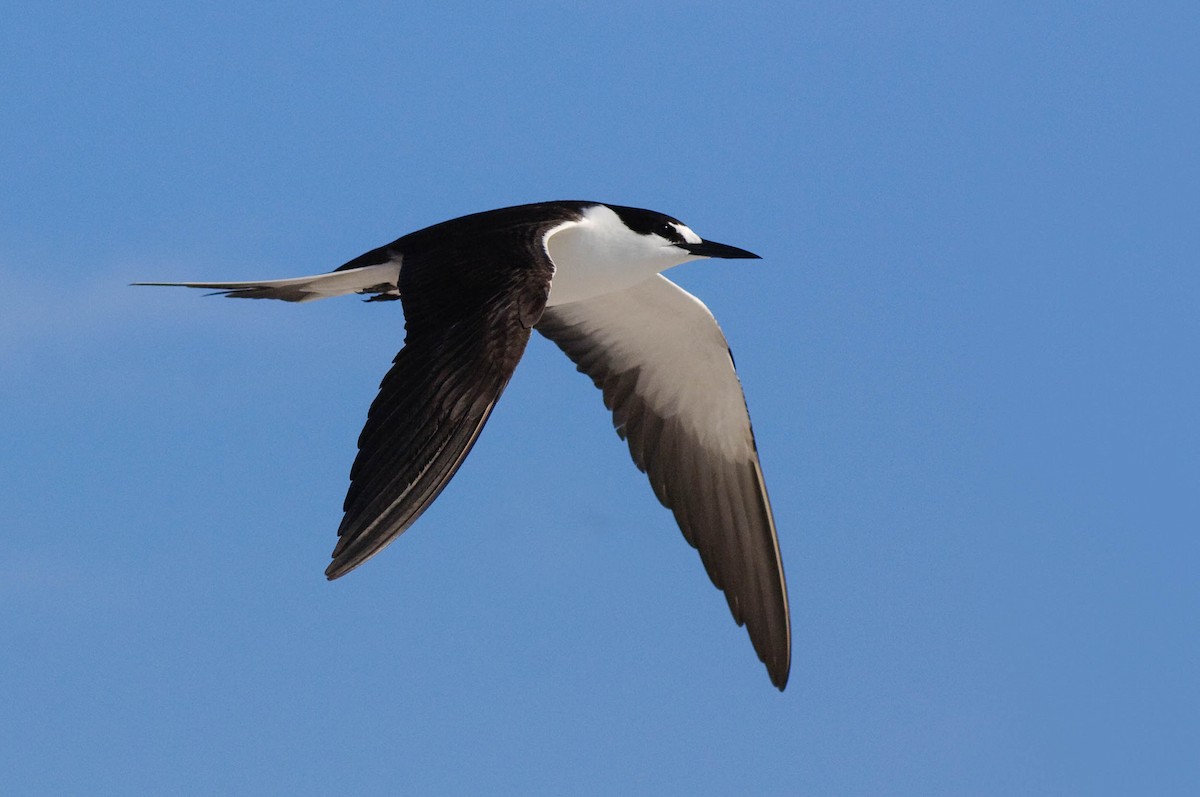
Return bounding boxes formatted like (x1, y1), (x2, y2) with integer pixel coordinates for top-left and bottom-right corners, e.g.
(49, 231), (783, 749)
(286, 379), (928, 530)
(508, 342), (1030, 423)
(325, 233), (556, 579)
(537, 275), (790, 689)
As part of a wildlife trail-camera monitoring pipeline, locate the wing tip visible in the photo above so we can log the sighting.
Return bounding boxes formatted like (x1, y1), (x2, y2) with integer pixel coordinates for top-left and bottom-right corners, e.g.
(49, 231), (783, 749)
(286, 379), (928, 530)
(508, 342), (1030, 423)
(759, 605), (792, 692)
(769, 657), (791, 691)
(324, 549), (365, 581)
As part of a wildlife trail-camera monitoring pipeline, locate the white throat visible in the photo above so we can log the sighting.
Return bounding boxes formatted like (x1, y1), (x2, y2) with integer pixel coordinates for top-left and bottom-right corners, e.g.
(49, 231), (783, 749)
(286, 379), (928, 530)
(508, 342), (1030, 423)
(544, 205), (699, 307)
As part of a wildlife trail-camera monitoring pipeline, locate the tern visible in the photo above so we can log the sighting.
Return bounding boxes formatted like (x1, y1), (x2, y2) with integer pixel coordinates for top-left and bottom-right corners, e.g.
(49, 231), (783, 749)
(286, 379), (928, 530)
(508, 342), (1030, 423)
(138, 201), (791, 689)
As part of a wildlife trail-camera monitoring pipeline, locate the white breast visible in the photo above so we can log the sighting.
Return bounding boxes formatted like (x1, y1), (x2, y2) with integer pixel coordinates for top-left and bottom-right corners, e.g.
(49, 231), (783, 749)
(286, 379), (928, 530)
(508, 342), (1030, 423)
(544, 205), (698, 306)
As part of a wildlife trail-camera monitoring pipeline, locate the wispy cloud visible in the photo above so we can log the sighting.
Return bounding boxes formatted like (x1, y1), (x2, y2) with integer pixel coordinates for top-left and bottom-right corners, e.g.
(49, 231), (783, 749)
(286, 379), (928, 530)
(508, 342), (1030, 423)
(0, 256), (290, 358)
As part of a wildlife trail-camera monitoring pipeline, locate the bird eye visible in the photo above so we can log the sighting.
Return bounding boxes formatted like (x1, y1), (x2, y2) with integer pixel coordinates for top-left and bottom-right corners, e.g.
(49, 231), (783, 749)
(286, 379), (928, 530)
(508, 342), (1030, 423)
(657, 223), (683, 242)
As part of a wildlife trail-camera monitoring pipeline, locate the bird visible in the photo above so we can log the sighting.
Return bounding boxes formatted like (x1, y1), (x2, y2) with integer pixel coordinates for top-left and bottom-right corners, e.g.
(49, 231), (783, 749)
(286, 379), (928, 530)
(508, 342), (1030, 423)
(137, 200), (791, 689)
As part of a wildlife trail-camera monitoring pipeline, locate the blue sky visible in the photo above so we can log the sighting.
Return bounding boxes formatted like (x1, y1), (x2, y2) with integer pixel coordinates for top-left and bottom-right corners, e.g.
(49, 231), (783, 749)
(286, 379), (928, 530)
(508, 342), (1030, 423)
(2, 2), (1196, 794)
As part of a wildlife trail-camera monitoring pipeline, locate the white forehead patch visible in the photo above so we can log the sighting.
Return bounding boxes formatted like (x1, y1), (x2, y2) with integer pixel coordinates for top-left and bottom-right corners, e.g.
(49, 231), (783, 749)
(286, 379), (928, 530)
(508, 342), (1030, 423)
(672, 222), (703, 245)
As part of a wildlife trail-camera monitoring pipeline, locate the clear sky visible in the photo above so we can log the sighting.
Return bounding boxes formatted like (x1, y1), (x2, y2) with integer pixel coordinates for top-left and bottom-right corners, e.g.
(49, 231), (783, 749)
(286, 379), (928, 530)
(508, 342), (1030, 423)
(2, 2), (1196, 795)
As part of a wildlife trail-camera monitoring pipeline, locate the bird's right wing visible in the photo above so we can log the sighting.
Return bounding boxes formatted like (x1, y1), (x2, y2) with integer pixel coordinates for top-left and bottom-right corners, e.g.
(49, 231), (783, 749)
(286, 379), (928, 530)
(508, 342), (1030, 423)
(325, 232), (558, 579)
(537, 274), (790, 689)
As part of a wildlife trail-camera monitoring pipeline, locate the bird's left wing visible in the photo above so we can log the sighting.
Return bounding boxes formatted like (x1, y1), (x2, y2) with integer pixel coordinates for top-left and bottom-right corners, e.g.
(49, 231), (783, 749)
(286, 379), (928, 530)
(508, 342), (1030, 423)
(536, 274), (790, 688)
(326, 232), (557, 579)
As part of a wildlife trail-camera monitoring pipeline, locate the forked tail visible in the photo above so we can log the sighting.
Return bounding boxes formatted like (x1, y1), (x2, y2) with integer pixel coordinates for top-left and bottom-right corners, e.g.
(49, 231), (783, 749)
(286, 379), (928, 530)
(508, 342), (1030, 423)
(133, 262), (400, 302)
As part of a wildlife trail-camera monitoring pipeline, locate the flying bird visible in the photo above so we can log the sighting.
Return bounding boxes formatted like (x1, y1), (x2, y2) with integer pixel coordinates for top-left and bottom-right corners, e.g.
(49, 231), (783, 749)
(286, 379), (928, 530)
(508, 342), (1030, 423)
(138, 201), (790, 689)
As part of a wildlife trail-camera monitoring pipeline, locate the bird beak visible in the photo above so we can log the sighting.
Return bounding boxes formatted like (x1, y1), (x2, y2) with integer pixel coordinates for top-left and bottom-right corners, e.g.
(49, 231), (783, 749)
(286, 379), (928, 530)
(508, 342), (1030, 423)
(679, 240), (761, 259)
